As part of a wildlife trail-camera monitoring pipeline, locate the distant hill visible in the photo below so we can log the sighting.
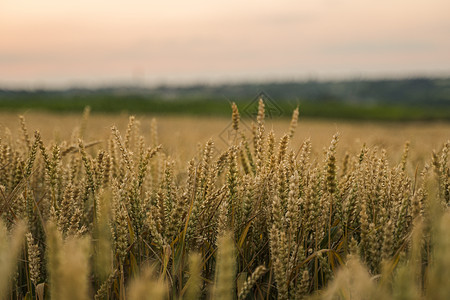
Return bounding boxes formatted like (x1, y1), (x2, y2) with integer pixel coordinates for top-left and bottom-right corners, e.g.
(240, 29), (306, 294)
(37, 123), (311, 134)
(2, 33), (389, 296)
(1, 77), (449, 121)
(147, 77), (450, 106)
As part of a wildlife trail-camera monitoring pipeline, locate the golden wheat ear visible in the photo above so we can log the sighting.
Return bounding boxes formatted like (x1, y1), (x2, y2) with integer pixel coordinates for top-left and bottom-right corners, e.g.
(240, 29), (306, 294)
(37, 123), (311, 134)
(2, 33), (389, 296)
(214, 232), (236, 300)
(0, 220), (26, 298)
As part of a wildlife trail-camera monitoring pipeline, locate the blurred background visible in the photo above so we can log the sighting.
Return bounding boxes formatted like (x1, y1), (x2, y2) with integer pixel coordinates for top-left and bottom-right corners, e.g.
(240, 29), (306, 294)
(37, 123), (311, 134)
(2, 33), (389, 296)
(1, 0), (450, 120)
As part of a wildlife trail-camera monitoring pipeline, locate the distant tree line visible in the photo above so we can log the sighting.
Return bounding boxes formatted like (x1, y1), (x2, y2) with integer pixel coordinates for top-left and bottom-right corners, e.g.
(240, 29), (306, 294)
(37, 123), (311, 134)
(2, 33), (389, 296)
(0, 77), (449, 120)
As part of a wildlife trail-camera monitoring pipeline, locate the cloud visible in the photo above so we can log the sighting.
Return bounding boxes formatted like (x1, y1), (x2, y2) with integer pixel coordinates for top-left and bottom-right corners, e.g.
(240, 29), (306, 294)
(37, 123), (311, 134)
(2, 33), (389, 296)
(321, 40), (435, 55)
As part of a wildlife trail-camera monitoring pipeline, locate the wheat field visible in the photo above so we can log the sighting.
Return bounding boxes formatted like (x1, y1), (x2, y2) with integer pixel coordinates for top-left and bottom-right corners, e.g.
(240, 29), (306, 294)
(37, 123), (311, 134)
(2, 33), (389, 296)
(0, 102), (449, 299)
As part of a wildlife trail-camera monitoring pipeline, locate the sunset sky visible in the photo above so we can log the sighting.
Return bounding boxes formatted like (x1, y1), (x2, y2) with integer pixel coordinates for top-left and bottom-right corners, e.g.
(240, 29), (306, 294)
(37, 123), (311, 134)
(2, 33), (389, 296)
(1, 0), (449, 88)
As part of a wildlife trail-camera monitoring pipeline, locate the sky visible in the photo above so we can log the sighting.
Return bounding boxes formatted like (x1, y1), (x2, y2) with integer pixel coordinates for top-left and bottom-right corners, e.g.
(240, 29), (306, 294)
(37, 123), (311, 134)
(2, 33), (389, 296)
(1, 0), (449, 88)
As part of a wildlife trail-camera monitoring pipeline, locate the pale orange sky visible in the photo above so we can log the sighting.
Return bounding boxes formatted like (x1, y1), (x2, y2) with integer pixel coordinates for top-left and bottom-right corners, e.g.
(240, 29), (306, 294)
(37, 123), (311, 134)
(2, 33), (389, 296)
(1, 0), (449, 88)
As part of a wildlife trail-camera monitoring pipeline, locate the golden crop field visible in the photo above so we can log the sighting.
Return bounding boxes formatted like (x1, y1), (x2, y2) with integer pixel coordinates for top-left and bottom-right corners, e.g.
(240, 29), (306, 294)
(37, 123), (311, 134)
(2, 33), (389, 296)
(1, 110), (449, 165)
(0, 103), (449, 299)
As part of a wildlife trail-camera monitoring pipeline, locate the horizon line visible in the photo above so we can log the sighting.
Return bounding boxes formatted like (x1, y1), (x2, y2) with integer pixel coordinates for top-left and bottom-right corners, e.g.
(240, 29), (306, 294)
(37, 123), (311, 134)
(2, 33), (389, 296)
(1, 71), (450, 91)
